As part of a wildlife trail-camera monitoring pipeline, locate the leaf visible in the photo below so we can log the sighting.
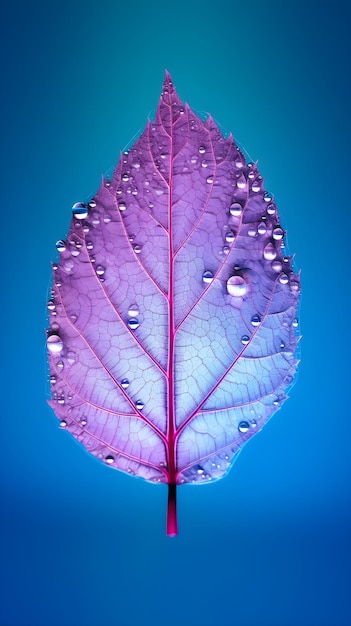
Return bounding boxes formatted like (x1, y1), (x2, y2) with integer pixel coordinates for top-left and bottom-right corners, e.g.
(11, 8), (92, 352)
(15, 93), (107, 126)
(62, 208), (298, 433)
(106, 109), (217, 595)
(47, 72), (300, 536)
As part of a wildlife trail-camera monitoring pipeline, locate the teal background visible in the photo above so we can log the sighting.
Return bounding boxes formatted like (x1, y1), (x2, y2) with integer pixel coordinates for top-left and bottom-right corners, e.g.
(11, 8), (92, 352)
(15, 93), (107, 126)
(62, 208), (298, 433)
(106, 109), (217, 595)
(1, 1), (350, 625)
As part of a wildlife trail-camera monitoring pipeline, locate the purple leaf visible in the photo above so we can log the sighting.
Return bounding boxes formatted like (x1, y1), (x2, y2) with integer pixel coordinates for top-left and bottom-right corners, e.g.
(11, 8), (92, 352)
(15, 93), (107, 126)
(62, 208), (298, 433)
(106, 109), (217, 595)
(47, 72), (300, 536)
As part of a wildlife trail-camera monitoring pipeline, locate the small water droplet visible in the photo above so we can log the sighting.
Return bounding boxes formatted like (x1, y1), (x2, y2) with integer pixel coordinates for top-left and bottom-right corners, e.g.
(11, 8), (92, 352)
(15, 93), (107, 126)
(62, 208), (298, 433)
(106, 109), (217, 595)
(251, 181), (261, 192)
(136, 400), (144, 410)
(71, 248), (80, 257)
(47, 300), (55, 311)
(128, 318), (139, 330)
(81, 418), (87, 426)
(272, 260), (282, 272)
(273, 226), (284, 240)
(72, 202), (88, 220)
(88, 199), (97, 208)
(86, 241), (93, 251)
(105, 455), (114, 464)
(292, 318), (298, 328)
(206, 175), (214, 184)
(96, 265), (105, 276)
(251, 314), (261, 326)
(241, 335), (250, 345)
(225, 231), (235, 243)
(66, 351), (76, 365)
(49, 375), (56, 384)
(202, 270), (214, 284)
(258, 222), (267, 235)
(290, 280), (300, 293)
(201, 160), (208, 168)
(122, 173), (129, 182)
(59, 420), (67, 428)
(190, 155), (197, 164)
(273, 398), (280, 406)
(227, 275), (247, 297)
(263, 242), (277, 260)
(198, 146), (206, 154)
(197, 468), (204, 475)
(279, 272), (289, 285)
(47, 334), (63, 353)
(155, 188), (164, 196)
(57, 360), (64, 371)
(128, 304), (139, 317)
(133, 244), (142, 254)
(238, 421), (250, 433)
(56, 240), (66, 252)
(280, 341), (285, 349)
(121, 378), (129, 389)
(264, 192), (273, 202)
(118, 202), (126, 212)
(248, 227), (257, 237)
(103, 215), (111, 223)
(267, 203), (276, 215)
(57, 396), (65, 405)
(229, 203), (243, 217)
(222, 245), (230, 255)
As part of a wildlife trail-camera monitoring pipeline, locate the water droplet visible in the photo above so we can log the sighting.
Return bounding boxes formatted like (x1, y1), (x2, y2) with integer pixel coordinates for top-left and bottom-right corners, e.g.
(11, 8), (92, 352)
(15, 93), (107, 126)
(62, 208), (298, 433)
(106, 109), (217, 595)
(51, 322), (59, 332)
(257, 221), (267, 235)
(236, 174), (247, 189)
(225, 231), (235, 243)
(280, 341), (285, 349)
(201, 160), (208, 168)
(105, 455), (114, 464)
(264, 192), (273, 202)
(272, 260), (282, 272)
(135, 400), (144, 410)
(290, 280), (300, 293)
(57, 360), (64, 371)
(241, 335), (250, 345)
(96, 265), (105, 276)
(72, 202), (88, 220)
(273, 226), (284, 240)
(103, 215), (111, 223)
(198, 146), (206, 154)
(222, 245), (230, 255)
(279, 272), (289, 285)
(71, 248), (80, 257)
(197, 468), (204, 475)
(128, 318), (139, 330)
(202, 270), (214, 284)
(88, 199), (96, 208)
(105, 180), (111, 188)
(86, 241), (93, 250)
(57, 396), (65, 405)
(235, 156), (244, 168)
(133, 244), (141, 254)
(251, 314), (261, 326)
(238, 421), (250, 433)
(47, 334), (63, 353)
(59, 420), (67, 428)
(49, 375), (56, 384)
(227, 275), (247, 297)
(81, 418), (87, 426)
(273, 398), (280, 406)
(267, 203), (276, 215)
(251, 181), (261, 192)
(206, 175), (214, 184)
(155, 188), (164, 196)
(122, 173), (129, 182)
(248, 227), (257, 237)
(121, 378), (129, 389)
(56, 240), (66, 252)
(263, 242), (277, 260)
(128, 304), (139, 316)
(66, 351), (76, 365)
(292, 318), (298, 328)
(118, 202), (126, 212)
(229, 203), (243, 217)
(47, 300), (55, 311)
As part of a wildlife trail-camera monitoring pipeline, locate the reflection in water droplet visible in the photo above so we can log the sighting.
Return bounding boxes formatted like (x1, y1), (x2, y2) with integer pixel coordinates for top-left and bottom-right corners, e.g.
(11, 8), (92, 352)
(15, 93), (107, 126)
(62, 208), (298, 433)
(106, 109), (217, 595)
(136, 400), (144, 410)
(105, 455), (114, 464)
(229, 203), (243, 217)
(128, 318), (139, 330)
(238, 421), (250, 433)
(47, 334), (63, 353)
(263, 242), (277, 260)
(56, 240), (66, 252)
(227, 275), (247, 297)
(72, 202), (88, 220)
(121, 379), (129, 389)
(251, 314), (261, 326)
(241, 335), (250, 345)
(273, 226), (284, 240)
(202, 270), (214, 284)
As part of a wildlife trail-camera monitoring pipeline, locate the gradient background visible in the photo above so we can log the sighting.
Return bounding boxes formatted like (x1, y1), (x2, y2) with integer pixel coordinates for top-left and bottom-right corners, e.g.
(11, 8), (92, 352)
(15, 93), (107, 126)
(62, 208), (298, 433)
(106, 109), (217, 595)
(1, 1), (350, 625)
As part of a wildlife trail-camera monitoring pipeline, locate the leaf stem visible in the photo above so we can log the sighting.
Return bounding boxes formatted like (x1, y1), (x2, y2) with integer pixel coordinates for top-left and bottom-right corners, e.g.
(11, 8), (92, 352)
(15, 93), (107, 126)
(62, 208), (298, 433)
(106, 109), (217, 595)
(166, 483), (178, 537)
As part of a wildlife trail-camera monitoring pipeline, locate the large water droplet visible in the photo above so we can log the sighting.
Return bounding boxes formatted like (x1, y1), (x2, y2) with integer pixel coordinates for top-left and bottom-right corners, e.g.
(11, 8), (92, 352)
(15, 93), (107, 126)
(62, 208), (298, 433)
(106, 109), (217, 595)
(237, 174), (247, 189)
(229, 203), (243, 217)
(264, 192), (273, 202)
(47, 334), (63, 353)
(263, 242), (277, 260)
(72, 202), (88, 220)
(96, 265), (105, 276)
(279, 272), (289, 285)
(202, 270), (214, 284)
(128, 318), (139, 330)
(56, 240), (66, 252)
(121, 378), (129, 389)
(266, 203), (276, 215)
(238, 421), (250, 433)
(251, 314), (261, 326)
(251, 181), (261, 192)
(227, 275), (247, 297)
(273, 226), (284, 240)
(258, 221), (267, 235)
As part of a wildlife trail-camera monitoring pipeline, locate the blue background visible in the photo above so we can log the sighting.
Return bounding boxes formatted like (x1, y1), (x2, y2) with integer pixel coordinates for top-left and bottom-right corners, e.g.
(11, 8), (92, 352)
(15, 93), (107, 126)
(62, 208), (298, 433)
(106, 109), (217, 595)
(1, 1), (350, 625)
